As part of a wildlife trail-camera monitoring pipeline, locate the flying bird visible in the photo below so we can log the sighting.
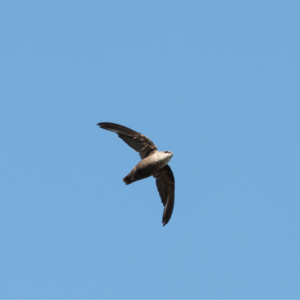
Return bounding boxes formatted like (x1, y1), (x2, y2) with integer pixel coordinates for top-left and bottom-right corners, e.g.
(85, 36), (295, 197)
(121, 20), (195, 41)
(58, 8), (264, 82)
(97, 122), (175, 226)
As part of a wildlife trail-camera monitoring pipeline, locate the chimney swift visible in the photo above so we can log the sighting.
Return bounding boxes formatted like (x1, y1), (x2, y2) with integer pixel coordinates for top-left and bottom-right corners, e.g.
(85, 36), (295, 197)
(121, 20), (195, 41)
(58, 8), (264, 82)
(97, 122), (175, 226)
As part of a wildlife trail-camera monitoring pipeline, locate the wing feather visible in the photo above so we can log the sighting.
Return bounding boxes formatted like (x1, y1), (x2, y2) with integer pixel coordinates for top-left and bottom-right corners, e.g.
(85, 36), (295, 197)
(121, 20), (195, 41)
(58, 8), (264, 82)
(153, 165), (175, 226)
(98, 122), (158, 159)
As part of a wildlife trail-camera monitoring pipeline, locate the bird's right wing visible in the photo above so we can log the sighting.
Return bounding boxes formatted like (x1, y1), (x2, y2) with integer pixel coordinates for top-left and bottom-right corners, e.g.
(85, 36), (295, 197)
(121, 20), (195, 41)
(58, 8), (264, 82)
(153, 165), (175, 226)
(97, 122), (158, 159)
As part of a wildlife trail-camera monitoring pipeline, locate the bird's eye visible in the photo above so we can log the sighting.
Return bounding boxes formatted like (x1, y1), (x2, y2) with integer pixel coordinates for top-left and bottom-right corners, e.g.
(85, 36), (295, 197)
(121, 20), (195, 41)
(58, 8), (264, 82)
(164, 151), (169, 153)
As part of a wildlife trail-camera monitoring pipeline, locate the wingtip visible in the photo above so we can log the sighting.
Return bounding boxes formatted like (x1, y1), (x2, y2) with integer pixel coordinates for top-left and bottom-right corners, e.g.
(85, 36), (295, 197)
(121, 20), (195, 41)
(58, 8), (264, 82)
(162, 220), (169, 226)
(97, 122), (108, 129)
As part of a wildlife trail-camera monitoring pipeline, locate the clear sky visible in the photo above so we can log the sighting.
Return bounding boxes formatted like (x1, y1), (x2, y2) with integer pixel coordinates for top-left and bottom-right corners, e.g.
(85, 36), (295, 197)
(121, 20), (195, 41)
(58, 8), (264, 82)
(1, 0), (300, 298)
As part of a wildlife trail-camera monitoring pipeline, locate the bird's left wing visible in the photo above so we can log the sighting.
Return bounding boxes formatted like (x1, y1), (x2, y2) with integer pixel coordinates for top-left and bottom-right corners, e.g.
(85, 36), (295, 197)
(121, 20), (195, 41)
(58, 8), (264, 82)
(97, 122), (158, 159)
(153, 165), (175, 226)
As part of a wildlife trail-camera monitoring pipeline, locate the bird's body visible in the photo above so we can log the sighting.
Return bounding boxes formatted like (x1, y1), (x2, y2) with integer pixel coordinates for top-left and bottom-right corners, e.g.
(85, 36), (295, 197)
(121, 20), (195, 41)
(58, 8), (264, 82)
(123, 151), (173, 184)
(97, 122), (175, 226)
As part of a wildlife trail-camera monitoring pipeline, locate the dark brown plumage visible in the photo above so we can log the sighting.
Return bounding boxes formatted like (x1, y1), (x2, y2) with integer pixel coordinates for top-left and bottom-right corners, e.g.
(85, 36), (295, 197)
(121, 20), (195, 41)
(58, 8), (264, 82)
(153, 165), (175, 226)
(98, 122), (158, 159)
(98, 122), (175, 226)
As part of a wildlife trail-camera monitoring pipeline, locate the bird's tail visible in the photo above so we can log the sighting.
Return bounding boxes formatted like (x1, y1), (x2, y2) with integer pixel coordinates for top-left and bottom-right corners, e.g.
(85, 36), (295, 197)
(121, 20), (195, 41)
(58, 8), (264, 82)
(123, 174), (133, 185)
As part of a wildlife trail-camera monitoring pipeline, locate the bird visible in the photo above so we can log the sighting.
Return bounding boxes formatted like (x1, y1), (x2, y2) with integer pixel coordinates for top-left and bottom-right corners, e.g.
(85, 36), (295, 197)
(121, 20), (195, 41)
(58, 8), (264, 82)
(97, 122), (175, 226)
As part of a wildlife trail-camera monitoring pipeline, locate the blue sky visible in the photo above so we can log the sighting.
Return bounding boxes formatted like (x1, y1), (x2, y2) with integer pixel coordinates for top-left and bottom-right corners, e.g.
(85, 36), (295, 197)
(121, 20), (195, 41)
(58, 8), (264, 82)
(1, 0), (300, 298)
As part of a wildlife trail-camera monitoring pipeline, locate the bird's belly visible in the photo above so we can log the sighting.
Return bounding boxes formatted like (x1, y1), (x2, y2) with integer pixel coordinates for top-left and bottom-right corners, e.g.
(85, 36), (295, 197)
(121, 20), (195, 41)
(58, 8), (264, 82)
(131, 154), (168, 181)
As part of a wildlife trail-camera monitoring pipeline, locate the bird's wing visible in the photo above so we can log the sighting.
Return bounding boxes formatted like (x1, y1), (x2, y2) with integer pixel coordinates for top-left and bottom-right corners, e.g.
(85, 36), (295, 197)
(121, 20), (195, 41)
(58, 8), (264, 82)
(153, 165), (175, 226)
(98, 122), (158, 159)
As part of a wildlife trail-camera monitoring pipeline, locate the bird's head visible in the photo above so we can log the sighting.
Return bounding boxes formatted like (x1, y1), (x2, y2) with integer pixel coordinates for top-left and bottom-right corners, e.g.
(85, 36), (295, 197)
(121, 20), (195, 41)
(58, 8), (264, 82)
(162, 150), (173, 163)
